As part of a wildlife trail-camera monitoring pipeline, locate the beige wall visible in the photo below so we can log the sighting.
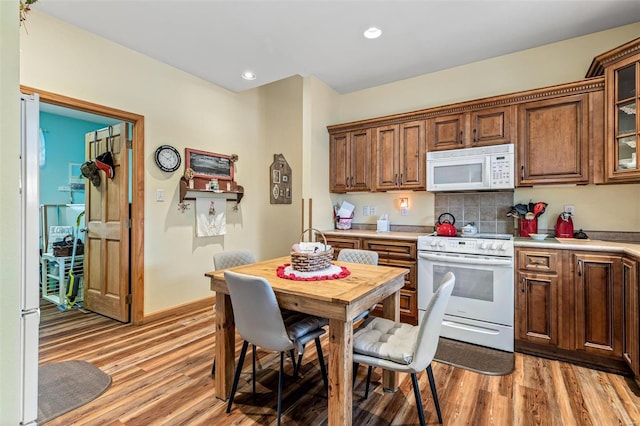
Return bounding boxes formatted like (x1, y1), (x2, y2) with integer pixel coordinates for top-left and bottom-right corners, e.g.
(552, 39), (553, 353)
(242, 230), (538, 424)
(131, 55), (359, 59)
(1, 1), (22, 422)
(257, 76), (305, 257)
(331, 22), (640, 233)
(19, 11), (278, 314)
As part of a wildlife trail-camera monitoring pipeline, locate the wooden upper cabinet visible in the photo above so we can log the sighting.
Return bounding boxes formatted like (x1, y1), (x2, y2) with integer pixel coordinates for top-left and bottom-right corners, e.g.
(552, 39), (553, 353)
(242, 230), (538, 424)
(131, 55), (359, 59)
(373, 120), (426, 191)
(329, 129), (371, 193)
(427, 105), (513, 151)
(587, 37), (640, 183)
(517, 93), (590, 186)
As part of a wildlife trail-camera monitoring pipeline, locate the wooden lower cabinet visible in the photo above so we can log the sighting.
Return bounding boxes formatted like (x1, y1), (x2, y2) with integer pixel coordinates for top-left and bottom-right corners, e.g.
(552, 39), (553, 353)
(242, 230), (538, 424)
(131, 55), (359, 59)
(516, 248), (629, 374)
(516, 271), (559, 346)
(325, 235), (418, 325)
(623, 257), (639, 380)
(573, 253), (623, 358)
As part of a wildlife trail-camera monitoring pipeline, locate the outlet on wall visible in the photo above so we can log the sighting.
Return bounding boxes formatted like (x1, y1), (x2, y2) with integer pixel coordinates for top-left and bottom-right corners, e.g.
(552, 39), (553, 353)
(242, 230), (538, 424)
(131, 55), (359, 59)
(564, 205), (575, 215)
(370, 205), (377, 215)
(363, 205), (370, 216)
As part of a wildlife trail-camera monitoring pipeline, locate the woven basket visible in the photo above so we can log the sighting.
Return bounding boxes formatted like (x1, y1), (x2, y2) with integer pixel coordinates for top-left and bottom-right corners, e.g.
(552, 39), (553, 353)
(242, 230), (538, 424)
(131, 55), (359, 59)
(290, 228), (334, 272)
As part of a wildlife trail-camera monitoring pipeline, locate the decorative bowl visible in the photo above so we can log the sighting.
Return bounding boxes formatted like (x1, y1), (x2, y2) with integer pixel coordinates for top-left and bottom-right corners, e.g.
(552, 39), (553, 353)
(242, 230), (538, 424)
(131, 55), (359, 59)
(529, 233), (548, 241)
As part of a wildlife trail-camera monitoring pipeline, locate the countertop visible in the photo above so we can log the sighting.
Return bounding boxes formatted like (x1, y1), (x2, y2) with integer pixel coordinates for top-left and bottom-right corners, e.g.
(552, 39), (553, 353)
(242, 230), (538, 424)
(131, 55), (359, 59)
(323, 229), (640, 258)
(514, 237), (640, 258)
(322, 229), (425, 241)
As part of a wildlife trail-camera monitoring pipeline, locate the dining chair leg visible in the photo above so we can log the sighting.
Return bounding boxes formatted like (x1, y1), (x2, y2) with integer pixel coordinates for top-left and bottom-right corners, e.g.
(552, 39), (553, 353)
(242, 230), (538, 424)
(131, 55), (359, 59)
(277, 352), (285, 426)
(289, 349), (297, 375)
(426, 364), (443, 424)
(364, 365), (373, 399)
(352, 362), (359, 385)
(252, 344), (257, 397)
(226, 340), (249, 414)
(411, 372), (426, 426)
(314, 337), (328, 393)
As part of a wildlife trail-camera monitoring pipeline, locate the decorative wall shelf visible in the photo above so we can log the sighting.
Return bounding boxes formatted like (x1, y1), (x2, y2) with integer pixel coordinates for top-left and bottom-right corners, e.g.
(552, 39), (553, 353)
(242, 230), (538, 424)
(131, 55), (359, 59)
(179, 178), (244, 204)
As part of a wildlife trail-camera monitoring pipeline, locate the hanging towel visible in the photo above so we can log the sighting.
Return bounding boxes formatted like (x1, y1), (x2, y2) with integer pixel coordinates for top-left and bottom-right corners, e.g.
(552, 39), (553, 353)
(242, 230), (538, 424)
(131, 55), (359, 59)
(195, 198), (226, 237)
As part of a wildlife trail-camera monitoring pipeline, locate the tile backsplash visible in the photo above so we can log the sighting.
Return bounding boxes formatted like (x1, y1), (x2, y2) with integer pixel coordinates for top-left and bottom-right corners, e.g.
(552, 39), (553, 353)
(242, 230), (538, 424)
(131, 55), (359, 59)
(434, 191), (514, 234)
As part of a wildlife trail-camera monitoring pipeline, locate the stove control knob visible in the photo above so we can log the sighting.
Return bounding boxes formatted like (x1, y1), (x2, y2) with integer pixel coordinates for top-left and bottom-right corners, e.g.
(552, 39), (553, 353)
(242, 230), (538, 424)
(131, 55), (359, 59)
(479, 242), (488, 250)
(490, 243), (499, 250)
(437, 241), (445, 248)
(430, 240), (438, 247)
(498, 244), (507, 251)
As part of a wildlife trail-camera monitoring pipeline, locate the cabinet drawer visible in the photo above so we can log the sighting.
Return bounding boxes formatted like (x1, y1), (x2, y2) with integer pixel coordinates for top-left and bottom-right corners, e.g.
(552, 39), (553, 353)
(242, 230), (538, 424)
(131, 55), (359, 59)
(377, 258), (415, 290)
(518, 250), (559, 273)
(324, 237), (361, 259)
(363, 239), (416, 260)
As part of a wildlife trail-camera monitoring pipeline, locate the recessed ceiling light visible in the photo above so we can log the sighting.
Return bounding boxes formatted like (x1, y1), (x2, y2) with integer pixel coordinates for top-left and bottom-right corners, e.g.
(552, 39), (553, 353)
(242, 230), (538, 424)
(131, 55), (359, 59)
(364, 27), (382, 39)
(241, 71), (256, 81)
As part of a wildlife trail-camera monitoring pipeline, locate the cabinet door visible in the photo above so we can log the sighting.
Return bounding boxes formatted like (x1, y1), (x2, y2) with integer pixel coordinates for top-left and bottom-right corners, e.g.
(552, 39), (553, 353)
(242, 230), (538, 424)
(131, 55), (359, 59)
(518, 94), (590, 185)
(605, 57), (640, 182)
(349, 129), (372, 191)
(329, 129), (371, 193)
(623, 257), (639, 375)
(398, 120), (426, 190)
(372, 125), (400, 190)
(470, 105), (513, 147)
(329, 132), (350, 193)
(516, 271), (558, 346)
(574, 253), (623, 357)
(426, 113), (466, 151)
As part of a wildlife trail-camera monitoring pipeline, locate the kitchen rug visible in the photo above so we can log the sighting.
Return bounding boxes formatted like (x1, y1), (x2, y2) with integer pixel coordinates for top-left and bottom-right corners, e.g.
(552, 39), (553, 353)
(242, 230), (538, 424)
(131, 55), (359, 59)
(38, 360), (111, 424)
(434, 337), (514, 376)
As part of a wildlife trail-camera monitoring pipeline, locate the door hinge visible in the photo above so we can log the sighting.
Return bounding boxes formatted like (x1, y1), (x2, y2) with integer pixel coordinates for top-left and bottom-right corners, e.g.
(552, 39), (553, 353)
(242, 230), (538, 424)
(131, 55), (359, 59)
(126, 294), (132, 304)
(126, 218), (132, 228)
(127, 139), (132, 149)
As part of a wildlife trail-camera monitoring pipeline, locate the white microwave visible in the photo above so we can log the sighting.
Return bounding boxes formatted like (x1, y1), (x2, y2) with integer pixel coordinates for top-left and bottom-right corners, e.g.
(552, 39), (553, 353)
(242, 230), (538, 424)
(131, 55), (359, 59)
(427, 143), (514, 192)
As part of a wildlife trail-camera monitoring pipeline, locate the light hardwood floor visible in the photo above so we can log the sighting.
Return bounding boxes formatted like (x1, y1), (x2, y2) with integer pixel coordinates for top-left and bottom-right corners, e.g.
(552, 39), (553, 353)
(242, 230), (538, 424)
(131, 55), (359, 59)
(39, 301), (640, 425)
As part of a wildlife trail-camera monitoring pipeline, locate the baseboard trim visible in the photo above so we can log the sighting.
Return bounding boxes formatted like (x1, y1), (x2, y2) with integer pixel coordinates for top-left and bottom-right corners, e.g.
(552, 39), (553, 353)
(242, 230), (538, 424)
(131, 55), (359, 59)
(141, 296), (215, 324)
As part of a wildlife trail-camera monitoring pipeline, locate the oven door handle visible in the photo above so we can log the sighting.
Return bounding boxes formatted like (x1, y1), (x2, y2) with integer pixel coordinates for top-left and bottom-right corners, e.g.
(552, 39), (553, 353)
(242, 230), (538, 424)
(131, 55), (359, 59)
(418, 252), (513, 267)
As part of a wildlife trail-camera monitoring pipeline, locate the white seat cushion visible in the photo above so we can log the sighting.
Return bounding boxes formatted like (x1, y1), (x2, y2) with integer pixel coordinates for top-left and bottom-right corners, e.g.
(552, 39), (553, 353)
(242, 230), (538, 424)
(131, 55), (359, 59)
(353, 317), (418, 365)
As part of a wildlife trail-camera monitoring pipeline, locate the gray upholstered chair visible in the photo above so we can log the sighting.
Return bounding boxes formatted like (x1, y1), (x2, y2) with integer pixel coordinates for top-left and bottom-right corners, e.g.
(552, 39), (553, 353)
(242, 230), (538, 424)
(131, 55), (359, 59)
(352, 272), (455, 426)
(224, 271), (328, 425)
(211, 250), (257, 375)
(337, 249), (379, 321)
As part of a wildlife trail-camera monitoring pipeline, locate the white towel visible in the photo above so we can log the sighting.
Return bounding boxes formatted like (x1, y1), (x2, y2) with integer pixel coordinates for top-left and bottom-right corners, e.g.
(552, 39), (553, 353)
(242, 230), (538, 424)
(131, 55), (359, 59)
(195, 198), (226, 237)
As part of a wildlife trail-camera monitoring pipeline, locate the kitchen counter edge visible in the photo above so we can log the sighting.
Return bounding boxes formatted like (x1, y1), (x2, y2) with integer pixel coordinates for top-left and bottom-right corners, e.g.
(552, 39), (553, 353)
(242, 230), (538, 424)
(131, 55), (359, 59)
(322, 229), (424, 241)
(515, 238), (640, 258)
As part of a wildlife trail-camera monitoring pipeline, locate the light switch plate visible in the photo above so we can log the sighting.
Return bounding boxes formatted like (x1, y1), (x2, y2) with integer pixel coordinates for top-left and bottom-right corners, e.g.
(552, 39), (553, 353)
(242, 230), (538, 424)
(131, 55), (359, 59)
(156, 188), (165, 202)
(363, 205), (370, 216)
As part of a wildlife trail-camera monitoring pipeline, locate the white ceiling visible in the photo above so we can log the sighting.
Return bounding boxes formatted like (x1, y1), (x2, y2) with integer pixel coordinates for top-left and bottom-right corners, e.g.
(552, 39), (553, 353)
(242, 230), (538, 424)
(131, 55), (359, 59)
(36, 1), (640, 94)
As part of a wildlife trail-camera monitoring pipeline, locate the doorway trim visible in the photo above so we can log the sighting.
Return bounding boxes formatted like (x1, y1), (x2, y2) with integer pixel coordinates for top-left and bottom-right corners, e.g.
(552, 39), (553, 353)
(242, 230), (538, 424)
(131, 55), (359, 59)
(21, 85), (145, 325)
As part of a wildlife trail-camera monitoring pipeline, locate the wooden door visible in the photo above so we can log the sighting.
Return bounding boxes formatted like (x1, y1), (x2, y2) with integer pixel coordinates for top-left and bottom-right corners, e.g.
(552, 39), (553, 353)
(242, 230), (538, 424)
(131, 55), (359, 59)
(426, 113), (466, 151)
(84, 123), (130, 322)
(470, 105), (513, 147)
(518, 94), (590, 185)
(329, 132), (349, 192)
(372, 124), (400, 190)
(623, 257), (639, 375)
(516, 272), (558, 346)
(398, 120), (426, 190)
(574, 253), (622, 357)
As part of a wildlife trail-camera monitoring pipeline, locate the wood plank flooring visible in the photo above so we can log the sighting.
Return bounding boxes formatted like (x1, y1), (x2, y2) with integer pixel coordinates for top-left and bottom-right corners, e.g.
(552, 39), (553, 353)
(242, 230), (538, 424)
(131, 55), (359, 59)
(38, 301), (640, 425)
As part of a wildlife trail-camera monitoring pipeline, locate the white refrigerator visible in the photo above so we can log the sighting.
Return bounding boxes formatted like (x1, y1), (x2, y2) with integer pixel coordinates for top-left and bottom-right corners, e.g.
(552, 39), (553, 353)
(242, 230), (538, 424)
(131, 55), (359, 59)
(19, 93), (40, 426)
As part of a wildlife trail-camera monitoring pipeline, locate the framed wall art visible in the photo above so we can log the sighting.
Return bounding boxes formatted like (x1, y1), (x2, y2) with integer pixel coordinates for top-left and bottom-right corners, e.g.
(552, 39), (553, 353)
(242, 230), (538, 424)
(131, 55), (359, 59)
(185, 148), (234, 181)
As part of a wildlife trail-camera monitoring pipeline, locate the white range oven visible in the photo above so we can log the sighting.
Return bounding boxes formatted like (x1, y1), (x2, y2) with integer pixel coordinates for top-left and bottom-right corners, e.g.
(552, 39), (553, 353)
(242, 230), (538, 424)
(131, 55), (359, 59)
(417, 233), (514, 352)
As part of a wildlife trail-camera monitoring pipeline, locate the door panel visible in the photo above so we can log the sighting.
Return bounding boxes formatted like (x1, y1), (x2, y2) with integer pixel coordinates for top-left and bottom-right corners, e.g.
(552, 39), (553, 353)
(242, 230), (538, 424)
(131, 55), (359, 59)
(84, 123), (130, 322)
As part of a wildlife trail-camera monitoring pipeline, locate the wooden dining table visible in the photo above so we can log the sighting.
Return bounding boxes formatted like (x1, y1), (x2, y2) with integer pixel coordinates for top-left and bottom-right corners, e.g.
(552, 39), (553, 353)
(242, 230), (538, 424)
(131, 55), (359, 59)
(205, 256), (408, 425)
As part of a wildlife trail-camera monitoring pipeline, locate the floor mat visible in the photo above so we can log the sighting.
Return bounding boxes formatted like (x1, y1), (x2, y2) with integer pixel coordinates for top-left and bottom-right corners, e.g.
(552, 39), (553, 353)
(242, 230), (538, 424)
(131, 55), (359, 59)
(434, 337), (514, 376)
(38, 360), (111, 424)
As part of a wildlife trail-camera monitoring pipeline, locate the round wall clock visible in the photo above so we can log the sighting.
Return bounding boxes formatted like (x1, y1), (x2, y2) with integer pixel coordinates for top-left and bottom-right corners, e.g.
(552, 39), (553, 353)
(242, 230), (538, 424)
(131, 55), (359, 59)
(154, 145), (181, 172)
